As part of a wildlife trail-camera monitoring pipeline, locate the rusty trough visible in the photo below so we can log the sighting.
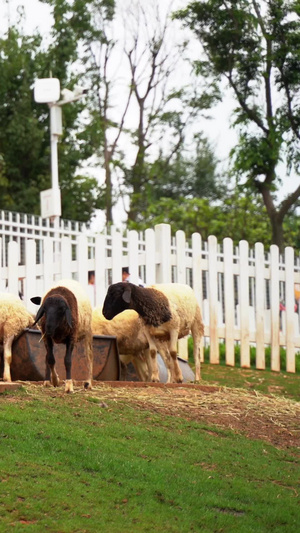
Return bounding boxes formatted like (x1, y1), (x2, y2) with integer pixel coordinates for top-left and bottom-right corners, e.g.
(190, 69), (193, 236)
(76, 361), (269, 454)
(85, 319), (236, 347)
(1, 329), (195, 386)
(9, 329), (121, 382)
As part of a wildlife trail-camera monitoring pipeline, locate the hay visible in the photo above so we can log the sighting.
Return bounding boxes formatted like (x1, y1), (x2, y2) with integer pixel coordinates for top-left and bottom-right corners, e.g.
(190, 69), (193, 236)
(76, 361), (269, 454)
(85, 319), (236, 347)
(4, 380), (300, 450)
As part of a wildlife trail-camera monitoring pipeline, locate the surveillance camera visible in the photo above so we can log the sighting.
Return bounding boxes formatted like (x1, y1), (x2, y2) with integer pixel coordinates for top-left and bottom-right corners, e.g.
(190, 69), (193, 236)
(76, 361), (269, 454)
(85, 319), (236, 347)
(61, 88), (75, 101)
(73, 86), (89, 97)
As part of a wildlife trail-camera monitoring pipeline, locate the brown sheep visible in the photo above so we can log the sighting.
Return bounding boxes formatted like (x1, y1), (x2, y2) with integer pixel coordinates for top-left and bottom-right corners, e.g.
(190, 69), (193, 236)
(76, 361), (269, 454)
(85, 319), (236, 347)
(31, 279), (93, 393)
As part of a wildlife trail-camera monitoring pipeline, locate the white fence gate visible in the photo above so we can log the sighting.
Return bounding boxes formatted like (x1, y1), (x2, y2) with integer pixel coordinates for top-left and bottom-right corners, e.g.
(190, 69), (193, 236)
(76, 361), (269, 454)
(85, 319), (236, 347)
(1, 209), (300, 373)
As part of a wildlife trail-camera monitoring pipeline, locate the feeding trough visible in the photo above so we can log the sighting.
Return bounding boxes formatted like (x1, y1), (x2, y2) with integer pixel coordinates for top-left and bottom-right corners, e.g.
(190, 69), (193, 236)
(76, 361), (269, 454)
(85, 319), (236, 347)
(121, 354), (195, 383)
(9, 329), (121, 382)
(3, 329), (195, 385)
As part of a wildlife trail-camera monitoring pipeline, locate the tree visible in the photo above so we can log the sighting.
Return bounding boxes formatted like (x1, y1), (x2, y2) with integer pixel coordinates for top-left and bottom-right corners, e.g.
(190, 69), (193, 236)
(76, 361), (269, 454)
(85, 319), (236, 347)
(0, 5), (102, 221)
(142, 134), (224, 204)
(130, 191), (274, 246)
(123, 0), (219, 222)
(0, 27), (47, 213)
(175, 0), (300, 249)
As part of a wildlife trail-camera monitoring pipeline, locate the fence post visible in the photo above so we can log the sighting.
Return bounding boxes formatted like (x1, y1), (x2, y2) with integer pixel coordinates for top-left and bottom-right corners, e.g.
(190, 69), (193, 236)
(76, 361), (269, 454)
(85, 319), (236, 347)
(77, 233), (89, 287)
(7, 241), (19, 296)
(95, 233), (106, 307)
(175, 230), (188, 358)
(155, 224), (171, 283)
(176, 230), (186, 284)
(61, 236), (72, 280)
(0, 238), (4, 291)
(270, 245), (280, 371)
(224, 237), (235, 366)
(192, 232), (204, 363)
(285, 246), (295, 373)
(111, 226), (123, 284)
(255, 242), (265, 369)
(208, 235), (219, 364)
(43, 237), (54, 291)
(24, 239), (36, 309)
(239, 240), (250, 367)
(128, 229), (139, 285)
(145, 228), (156, 285)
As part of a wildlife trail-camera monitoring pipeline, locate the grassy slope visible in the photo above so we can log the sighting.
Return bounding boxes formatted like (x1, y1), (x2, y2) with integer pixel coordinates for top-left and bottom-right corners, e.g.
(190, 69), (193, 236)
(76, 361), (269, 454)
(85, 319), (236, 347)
(200, 362), (300, 401)
(0, 387), (299, 533)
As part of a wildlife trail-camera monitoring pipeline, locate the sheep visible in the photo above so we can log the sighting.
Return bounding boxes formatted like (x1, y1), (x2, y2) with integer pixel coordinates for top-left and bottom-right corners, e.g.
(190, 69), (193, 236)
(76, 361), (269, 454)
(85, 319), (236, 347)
(102, 282), (204, 382)
(91, 308), (156, 382)
(0, 292), (35, 382)
(31, 279), (93, 393)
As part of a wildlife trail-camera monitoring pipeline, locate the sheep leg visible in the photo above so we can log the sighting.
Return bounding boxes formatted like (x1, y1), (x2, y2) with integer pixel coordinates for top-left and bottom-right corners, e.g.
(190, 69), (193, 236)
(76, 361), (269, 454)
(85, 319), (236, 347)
(3, 335), (14, 382)
(154, 340), (173, 383)
(44, 337), (59, 388)
(83, 334), (93, 390)
(169, 330), (183, 383)
(144, 349), (153, 381)
(132, 355), (149, 381)
(64, 339), (74, 393)
(144, 331), (160, 381)
(191, 309), (203, 381)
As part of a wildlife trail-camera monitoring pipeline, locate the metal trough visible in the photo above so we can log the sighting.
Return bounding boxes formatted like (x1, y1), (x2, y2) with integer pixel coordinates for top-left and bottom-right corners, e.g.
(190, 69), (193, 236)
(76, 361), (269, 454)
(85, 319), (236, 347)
(9, 329), (121, 382)
(2, 329), (195, 384)
(121, 353), (195, 383)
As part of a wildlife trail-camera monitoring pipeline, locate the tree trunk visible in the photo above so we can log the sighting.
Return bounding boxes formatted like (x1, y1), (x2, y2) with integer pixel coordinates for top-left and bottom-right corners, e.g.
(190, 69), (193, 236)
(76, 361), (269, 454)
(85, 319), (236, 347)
(269, 213), (284, 252)
(104, 150), (113, 224)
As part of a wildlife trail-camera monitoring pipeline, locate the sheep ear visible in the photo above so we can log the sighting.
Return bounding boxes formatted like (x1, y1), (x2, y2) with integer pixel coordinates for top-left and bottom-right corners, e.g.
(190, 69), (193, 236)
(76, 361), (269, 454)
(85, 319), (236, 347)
(31, 296), (42, 305)
(122, 286), (132, 304)
(35, 305), (45, 323)
(65, 308), (72, 328)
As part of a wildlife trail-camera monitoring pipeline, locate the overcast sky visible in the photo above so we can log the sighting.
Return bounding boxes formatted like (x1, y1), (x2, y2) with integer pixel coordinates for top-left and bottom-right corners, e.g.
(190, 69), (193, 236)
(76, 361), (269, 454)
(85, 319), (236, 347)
(1, 0), (299, 229)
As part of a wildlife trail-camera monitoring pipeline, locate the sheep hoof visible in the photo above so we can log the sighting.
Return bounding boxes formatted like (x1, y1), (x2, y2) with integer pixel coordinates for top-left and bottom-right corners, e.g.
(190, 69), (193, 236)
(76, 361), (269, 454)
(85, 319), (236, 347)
(52, 376), (60, 388)
(151, 377), (160, 383)
(64, 379), (74, 393)
(84, 381), (92, 390)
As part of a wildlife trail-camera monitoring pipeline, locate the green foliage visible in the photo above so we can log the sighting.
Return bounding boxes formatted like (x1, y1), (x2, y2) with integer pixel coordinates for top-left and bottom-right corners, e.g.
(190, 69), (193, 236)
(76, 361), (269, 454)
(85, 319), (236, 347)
(130, 191), (277, 247)
(0, 7), (105, 222)
(174, 0), (300, 248)
(0, 387), (298, 531)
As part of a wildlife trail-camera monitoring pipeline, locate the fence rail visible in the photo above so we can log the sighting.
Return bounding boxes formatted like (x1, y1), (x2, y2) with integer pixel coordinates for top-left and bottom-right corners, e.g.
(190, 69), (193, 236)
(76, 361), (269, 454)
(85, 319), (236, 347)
(1, 209), (300, 374)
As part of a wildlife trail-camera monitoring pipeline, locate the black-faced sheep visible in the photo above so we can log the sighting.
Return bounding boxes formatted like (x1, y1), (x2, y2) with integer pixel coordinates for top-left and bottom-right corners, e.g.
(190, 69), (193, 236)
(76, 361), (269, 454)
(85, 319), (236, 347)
(91, 308), (158, 382)
(31, 279), (93, 393)
(0, 292), (35, 382)
(102, 282), (204, 382)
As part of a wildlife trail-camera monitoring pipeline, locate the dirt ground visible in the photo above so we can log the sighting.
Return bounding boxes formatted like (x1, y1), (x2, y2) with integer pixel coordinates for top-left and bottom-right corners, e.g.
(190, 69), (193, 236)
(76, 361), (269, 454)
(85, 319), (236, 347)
(1, 381), (299, 452)
(90, 382), (300, 453)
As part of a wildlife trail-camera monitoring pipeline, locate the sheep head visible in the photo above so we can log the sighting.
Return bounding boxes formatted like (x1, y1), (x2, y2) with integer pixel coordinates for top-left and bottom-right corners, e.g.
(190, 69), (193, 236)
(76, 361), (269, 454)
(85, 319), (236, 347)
(102, 282), (172, 327)
(102, 282), (132, 320)
(33, 295), (73, 337)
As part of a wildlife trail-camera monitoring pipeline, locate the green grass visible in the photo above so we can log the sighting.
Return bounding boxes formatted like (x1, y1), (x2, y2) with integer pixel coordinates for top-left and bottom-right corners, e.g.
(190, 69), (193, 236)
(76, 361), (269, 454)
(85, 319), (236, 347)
(199, 341), (300, 372)
(187, 339), (300, 401)
(0, 387), (299, 533)
(199, 362), (300, 401)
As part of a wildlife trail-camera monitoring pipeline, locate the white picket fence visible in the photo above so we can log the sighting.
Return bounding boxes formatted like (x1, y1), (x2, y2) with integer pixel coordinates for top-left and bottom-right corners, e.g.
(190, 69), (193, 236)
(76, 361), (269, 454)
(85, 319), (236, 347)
(1, 209), (300, 373)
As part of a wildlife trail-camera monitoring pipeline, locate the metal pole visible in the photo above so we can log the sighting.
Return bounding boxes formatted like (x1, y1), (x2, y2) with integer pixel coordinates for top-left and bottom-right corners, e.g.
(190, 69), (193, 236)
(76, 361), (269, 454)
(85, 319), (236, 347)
(50, 116), (59, 191)
(49, 104), (62, 222)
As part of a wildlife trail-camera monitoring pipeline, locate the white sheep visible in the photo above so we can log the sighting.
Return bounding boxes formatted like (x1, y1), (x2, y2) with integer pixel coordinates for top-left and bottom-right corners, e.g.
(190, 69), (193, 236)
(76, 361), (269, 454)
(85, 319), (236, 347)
(91, 308), (155, 381)
(31, 279), (93, 393)
(102, 282), (204, 382)
(0, 292), (34, 382)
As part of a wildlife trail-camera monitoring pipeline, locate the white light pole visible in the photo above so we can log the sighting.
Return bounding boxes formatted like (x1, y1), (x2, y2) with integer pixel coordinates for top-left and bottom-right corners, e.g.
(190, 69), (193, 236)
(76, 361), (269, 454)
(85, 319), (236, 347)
(34, 78), (87, 223)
